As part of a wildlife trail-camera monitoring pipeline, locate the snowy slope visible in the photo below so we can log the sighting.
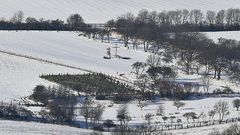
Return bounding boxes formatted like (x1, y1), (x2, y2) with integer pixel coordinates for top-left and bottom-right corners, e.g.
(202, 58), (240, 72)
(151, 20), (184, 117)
(205, 31), (240, 42)
(169, 123), (234, 135)
(0, 31), (148, 77)
(0, 52), (82, 102)
(0, 31), (239, 103)
(97, 97), (240, 126)
(0, 0), (239, 23)
(0, 120), (93, 135)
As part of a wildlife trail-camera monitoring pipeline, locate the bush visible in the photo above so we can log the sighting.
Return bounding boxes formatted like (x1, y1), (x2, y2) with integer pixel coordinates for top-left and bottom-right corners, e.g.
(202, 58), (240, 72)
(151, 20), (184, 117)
(93, 126), (104, 131)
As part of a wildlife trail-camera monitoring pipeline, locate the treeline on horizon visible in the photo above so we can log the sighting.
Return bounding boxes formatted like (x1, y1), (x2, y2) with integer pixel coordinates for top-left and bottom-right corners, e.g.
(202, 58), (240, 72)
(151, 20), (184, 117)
(2, 8), (240, 31)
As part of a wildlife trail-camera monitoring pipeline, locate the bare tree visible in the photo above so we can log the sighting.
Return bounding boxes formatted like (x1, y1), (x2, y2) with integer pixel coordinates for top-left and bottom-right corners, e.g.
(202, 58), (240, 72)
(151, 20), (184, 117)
(209, 124), (240, 135)
(80, 98), (94, 129)
(216, 10), (225, 26)
(11, 10), (24, 24)
(90, 103), (105, 126)
(137, 101), (148, 110)
(173, 100), (185, 110)
(145, 113), (153, 126)
(208, 110), (216, 121)
(182, 9), (189, 24)
(190, 9), (203, 24)
(117, 104), (131, 126)
(67, 14), (84, 30)
(146, 54), (161, 67)
(131, 62), (147, 79)
(137, 9), (149, 23)
(156, 104), (165, 116)
(202, 75), (212, 93)
(221, 124), (240, 135)
(206, 10), (216, 25)
(213, 100), (230, 121)
(226, 8), (235, 26)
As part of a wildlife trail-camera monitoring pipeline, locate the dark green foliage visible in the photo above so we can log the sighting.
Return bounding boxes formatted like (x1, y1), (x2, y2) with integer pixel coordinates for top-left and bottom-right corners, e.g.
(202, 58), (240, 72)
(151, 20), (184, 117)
(31, 85), (51, 105)
(40, 73), (136, 101)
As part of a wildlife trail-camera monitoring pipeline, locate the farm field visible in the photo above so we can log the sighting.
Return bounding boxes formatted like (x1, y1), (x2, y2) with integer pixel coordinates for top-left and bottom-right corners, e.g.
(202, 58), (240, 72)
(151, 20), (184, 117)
(0, 51), (81, 102)
(0, 0), (240, 134)
(0, 120), (93, 135)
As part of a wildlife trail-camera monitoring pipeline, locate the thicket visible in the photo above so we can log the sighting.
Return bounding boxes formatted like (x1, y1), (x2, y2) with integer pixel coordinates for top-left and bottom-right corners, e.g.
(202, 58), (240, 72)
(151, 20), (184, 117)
(40, 73), (137, 102)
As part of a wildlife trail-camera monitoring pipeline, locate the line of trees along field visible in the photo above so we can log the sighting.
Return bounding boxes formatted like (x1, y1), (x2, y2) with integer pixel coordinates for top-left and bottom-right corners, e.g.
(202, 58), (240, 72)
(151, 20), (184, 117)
(3, 8), (240, 31)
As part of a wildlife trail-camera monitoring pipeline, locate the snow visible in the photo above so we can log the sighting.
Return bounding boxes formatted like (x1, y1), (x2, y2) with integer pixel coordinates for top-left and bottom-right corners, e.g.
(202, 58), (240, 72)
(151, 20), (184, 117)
(205, 31), (240, 42)
(0, 0), (240, 23)
(0, 120), (93, 135)
(94, 97), (240, 127)
(0, 52), (82, 102)
(0, 0), (240, 134)
(169, 123), (234, 135)
(0, 31), (148, 77)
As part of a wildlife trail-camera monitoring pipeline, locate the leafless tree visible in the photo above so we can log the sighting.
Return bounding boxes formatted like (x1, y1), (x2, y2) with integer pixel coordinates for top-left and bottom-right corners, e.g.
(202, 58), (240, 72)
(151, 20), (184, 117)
(147, 54), (161, 67)
(117, 104), (131, 126)
(213, 100), (230, 121)
(173, 100), (185, 110)
(156, 104), (165, 116)
(216, 10), (225, 26)
(80, 98), (94, 129)
(209, 124), (240, 135)
(226, 8), (235, 26)
(137, 101), (148, 110)
(182, 9), (189, 24)
(11, 10), (24, 24)
(202, 75), (212, 93)
(208, 110), (216, 121)
(131, 62), (147, 79)
(206, 10), (216, 25)
(190, 9), (203, 24)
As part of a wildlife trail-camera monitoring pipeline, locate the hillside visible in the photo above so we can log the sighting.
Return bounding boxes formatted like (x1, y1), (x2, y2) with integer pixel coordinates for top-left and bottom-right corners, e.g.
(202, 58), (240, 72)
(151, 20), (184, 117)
(0, 120), (92, 135)
(205, 31), (240, 42)
(0, 31), (148, 77)
(0, 52), (81, 101)
(0, 0), (239, 23)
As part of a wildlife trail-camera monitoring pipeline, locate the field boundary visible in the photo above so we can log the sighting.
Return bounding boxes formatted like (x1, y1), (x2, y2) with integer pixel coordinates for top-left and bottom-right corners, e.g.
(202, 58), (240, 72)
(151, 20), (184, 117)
(0, 49), (134, 85)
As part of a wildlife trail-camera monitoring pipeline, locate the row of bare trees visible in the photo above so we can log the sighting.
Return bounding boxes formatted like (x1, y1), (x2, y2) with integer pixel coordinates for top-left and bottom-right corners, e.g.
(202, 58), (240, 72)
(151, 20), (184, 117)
(137, 8), (240, 27)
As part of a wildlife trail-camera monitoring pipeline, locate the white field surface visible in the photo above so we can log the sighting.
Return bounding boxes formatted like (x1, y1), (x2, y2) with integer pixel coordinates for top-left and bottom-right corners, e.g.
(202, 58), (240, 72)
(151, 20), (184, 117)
(0, 31), (148, 77)
(90, 97), (240, 127)
(0, 0), (240, 23)
(0, 31), (240, 134)
(169, 123), (234, 135)
(205, 31), (240, 42)
(0, 52), (82, 102)
(0, 31), (238, 94)
(0, 120), (93, 135)
(0, 30), (239, 101)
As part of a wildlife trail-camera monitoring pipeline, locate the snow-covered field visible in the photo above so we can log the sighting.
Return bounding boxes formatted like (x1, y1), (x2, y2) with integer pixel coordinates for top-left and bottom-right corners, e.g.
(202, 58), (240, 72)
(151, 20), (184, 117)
(0, 0), (240, 134)
(0, 120), (93, 135)
(0, 52), (81, 102)
(0, 0), (240, 23)
(92, 97), (240, 127)
(0, 30), (239, 101)
(205, 31), (240, 42)
(169, 123), (233, 135)
(0, 31), (148, 77)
